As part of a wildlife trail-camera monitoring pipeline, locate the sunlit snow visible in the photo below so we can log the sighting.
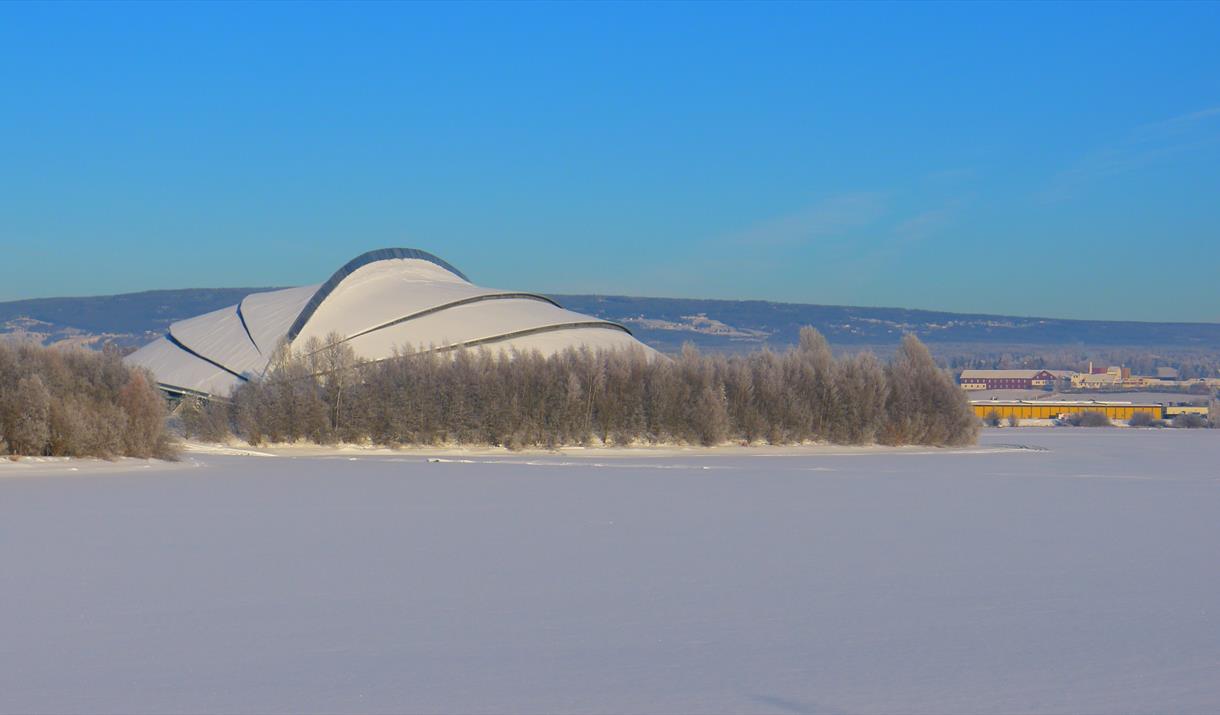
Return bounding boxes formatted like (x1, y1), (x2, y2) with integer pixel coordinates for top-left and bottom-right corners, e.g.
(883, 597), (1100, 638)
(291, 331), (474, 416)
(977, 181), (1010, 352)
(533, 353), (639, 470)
(2, 430), (1218, 714)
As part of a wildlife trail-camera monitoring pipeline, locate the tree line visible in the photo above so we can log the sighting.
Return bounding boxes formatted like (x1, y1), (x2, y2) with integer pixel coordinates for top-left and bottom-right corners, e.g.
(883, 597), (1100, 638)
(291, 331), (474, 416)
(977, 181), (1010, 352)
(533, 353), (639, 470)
(183, 329), (979, 449)
(0, 342), (176, 459)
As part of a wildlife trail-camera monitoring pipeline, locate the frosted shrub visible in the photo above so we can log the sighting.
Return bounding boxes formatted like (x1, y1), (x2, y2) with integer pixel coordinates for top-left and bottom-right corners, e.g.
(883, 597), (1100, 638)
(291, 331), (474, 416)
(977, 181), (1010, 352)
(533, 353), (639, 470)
(1128, 412), (1159, 428)
(1171, 413), (1208, 429)
(0, 343), (177, 459)
(1069, 411), (1112, 427)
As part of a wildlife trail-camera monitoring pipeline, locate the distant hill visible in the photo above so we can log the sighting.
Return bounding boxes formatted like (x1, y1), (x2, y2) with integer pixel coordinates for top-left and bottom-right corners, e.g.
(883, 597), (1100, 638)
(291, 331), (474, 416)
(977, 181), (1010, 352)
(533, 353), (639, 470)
(3, 287), (1220, 354)
(551, 294), (1220, 354)
(0, 288), (273, 349)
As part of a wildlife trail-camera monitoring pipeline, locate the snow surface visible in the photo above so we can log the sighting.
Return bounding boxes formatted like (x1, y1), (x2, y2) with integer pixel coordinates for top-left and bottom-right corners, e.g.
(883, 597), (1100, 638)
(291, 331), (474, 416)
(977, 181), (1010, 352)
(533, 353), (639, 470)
(2, 430), (1219, 714)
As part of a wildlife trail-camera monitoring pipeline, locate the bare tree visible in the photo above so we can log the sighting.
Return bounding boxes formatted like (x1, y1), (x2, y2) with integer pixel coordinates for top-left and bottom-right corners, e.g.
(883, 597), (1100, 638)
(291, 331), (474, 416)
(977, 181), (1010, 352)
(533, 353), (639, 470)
(1069, 411), (1112, 427)
(7, 374), (51, 456)
(118, 370), (174, 458)
(882, 335), (979, 446)
(220, 327), (979, 450)
(834, 352), (887, 444)
(0, 344), (177, 459)
(1172, 413), (1207, 429)
(181, 396), (233, 442)
(1128, 411), (1158, 428)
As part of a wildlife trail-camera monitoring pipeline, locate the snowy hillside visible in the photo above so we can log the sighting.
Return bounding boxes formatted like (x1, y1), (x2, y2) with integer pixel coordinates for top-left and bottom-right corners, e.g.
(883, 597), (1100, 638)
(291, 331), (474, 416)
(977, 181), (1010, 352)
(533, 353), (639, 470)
(4, 288), (1220, 354)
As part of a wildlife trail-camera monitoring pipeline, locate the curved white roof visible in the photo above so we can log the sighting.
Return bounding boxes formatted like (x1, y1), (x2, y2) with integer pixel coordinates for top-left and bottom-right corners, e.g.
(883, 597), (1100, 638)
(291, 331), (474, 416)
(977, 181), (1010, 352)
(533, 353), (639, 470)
(126, 248), (654, 396)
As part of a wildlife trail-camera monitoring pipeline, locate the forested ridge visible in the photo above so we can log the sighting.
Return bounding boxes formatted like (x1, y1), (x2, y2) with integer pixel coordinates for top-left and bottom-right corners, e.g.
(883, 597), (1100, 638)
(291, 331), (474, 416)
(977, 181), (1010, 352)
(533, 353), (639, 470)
(8, 288), (1220, 355)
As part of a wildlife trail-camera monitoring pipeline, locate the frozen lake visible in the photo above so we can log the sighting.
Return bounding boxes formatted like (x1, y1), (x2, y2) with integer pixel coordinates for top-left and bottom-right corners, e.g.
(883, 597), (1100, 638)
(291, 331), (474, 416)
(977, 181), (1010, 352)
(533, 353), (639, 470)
(2, 430), (1218, 714)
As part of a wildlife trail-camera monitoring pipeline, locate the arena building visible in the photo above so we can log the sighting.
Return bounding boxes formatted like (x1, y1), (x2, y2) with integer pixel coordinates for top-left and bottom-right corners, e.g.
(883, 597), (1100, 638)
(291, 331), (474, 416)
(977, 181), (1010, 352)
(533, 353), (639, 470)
(126, 248), (654, 396)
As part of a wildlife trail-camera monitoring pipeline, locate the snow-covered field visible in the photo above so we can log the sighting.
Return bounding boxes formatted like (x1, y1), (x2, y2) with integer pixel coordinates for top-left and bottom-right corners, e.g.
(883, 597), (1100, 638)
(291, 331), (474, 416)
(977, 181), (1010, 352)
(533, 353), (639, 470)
(2, 430), (1218, 714)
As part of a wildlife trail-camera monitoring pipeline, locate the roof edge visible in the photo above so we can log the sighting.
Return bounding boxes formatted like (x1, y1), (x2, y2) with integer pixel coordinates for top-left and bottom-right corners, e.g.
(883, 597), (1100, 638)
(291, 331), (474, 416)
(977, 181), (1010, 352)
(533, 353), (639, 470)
(285, 248), (469, 343)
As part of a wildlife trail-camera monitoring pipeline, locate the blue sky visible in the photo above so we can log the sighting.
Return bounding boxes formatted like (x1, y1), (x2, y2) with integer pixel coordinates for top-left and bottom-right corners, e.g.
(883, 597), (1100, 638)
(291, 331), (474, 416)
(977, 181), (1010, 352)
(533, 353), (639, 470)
(2, 1), (1218, 321)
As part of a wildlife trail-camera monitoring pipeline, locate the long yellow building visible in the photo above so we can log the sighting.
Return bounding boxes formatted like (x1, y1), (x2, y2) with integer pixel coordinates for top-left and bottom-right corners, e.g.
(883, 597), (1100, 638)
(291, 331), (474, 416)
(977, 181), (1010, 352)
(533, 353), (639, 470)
(971, 400), (1164, 421)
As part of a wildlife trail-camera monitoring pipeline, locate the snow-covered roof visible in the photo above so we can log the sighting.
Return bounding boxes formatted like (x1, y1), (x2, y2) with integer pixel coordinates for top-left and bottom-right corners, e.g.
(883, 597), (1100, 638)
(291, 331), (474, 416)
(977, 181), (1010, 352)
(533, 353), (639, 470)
(126, 248), (654, 396)
(959, 369), (1048, 379)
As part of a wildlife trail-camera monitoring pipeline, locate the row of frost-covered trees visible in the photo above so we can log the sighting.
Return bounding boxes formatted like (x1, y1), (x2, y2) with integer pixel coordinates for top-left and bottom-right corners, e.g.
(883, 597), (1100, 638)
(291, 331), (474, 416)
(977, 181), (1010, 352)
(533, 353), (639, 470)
(184, 329), (979, 449)
(0, 343), (176, 459)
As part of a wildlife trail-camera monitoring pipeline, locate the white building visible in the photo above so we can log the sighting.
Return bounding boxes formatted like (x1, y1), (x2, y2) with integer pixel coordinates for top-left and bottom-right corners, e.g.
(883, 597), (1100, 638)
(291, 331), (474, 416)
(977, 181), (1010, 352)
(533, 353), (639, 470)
(126, 248), (655, 396)
(1071, 366), (1126, 389)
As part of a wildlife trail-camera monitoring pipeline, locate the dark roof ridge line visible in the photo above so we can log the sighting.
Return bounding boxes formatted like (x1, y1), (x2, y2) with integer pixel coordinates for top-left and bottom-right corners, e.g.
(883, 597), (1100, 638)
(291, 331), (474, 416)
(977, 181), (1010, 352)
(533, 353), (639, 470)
(301, 322), (637, 376)
(280, 323), (642, 385)
(286, 248), (469, 344)
(299, 292), (581, 356)
(424, 321), (633, 354)
(164, 331), (251, 384)
(235, 301), (262, 356)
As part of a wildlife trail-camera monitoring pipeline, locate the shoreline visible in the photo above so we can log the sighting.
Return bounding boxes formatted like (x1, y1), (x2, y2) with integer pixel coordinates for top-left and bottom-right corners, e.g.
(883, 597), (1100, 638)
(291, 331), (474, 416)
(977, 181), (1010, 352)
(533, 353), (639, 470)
(184, 439), (1006, 459)
(0, 437), (1036, 475)
(13, 426), (1213, 474)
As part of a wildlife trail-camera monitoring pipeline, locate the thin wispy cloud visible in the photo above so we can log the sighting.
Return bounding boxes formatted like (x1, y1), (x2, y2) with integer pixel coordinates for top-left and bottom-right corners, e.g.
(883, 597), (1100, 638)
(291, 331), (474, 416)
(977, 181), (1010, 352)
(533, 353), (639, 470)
(849, 196), (970, 274)
(626, 192), (891, 300)
(700, 190), (970, 301)
(923, 167), (976, 183)
(725, 192), (888, 247)
(1042, 106), (1220, 201)
(1145, 105), (1220, 131)
(893, 201), (962, 245)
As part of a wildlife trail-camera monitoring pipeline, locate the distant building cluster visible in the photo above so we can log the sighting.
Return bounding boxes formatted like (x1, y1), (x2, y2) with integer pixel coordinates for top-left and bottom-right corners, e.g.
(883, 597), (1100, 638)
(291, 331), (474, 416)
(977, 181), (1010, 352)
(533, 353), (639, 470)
(959, 363), (1220, 392)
